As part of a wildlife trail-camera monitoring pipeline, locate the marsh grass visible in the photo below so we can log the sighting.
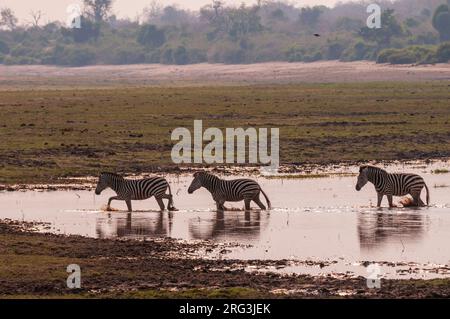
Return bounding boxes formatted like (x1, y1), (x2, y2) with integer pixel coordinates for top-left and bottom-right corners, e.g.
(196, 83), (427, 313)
(1, 81), (449, 184)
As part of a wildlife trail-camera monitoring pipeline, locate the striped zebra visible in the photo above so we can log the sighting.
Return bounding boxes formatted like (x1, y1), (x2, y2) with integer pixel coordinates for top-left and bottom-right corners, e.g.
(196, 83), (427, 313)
(95, 172), (176, 212)
(187, 171), (271, 211)
(355, 166), (430, 207)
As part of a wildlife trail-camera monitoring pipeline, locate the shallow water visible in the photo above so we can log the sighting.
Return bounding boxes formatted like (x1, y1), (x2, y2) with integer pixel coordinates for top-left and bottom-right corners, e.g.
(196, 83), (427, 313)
(1, 163), (450, 279)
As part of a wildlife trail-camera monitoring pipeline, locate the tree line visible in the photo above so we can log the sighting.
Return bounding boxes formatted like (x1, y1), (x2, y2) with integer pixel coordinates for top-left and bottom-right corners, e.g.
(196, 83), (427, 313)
(0, 0), (449, 66)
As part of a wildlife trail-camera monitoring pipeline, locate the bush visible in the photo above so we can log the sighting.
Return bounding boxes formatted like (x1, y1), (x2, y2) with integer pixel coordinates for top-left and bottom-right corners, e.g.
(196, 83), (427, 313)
(341, 41), (376, 61)
(108, 48), (145, 64)
(172, 46), (189, 65)
(0, 40), (9, 54)
(303, 51), (323, 62)
(62, 46), (97, 66)
(137, 25), (166, 48)
(160, 47), (173, 64)
(326, 42), (345, 60)
(387, 51), (417, 64)
(208, 41), (248, 64)
(377, 49), (400, 63)
(377, 46), (436, 64)
(436, 42), (450, 62)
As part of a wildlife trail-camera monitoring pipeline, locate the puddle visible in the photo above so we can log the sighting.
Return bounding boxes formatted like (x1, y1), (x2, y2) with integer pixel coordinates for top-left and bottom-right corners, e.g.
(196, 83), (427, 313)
(1, 162), (450, 279)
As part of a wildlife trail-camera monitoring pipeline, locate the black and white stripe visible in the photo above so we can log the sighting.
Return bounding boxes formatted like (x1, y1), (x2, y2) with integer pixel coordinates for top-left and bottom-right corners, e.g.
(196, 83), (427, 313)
(356, 166), (430, 207)
(95, 172), (176, 212)
(188, 171), (271, 211)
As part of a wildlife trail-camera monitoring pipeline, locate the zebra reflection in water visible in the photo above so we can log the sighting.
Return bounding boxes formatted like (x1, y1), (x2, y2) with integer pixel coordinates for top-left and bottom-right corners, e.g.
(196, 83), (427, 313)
(189, 211), (263, 241)
(95, 212), (173, 239)
(358, 212), (426, 250)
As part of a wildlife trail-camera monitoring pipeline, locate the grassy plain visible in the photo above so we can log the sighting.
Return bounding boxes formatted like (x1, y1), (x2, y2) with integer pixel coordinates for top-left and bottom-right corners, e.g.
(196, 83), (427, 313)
(0, 81), (449, 184)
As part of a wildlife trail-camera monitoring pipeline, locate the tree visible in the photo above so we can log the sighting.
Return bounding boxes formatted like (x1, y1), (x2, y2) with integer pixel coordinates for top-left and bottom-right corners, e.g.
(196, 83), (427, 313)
(0, 8), (18, 30)
(137, 24), (165, 48)
(227, 4), (262, 41)
(83, 0), (113, 23)
(30, 10), (43, 28)
(143, 0), (163, 22)
(299, 6), (324, 28)
(432, 3), (450, 42)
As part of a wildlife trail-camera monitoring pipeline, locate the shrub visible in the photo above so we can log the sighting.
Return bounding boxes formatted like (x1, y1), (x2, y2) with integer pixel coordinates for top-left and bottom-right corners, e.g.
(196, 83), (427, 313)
(63, 46), (97, 66)
(387, 51), (417, 64)
(0, 40), (9, 54)
(326, 42), (345, 60)
(377, 49), (400, 63)
(137, 24), (166, 48)
(172, 46), (189, 65)
(436, 42), (450, 62)
(377, 46), (436, 65)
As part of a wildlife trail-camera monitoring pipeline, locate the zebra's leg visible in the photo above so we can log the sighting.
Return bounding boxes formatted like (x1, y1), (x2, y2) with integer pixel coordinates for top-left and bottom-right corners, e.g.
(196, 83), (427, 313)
(418, 197), (426, 207)
(244, 199), (252, 211)
(107, 196), (119, 211)
(155, 197), (165, 211)
(411, 192), (424, 207)
(161, 193), (177, 211)
(216, 201), (226, 212)
(376, 193), (383, 207)
(125, 199), (133, 212)
(253, 194), (267, 210)
(387, 195), (396, 208)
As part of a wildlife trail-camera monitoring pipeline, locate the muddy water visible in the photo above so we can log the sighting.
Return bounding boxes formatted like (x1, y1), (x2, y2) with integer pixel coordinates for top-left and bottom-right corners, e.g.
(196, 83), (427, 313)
(1, 163), (450, 279)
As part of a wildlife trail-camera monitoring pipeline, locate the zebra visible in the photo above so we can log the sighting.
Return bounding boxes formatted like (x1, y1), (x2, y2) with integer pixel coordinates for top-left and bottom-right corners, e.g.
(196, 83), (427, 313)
(355, 165), (430, 207)
(187, 171), (271, 212)
(95, 172), (177, 212)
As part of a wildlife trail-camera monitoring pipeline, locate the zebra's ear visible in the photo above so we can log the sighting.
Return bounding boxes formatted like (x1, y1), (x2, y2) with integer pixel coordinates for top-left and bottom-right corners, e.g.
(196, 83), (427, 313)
(359, 166), (367, 173)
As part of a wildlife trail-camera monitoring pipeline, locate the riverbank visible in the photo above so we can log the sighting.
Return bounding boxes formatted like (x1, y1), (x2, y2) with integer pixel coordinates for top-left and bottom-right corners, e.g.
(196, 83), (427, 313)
(1, 220), (450, 299)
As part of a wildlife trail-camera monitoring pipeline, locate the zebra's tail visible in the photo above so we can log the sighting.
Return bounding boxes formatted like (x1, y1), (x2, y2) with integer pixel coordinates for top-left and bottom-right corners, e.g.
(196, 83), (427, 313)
(260, 188), (272, 210)
(424, 183), (430, 206)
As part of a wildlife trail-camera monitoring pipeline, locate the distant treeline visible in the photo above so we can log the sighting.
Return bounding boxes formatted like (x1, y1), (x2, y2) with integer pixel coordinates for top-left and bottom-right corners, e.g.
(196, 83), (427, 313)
(0, 0), (449, 66)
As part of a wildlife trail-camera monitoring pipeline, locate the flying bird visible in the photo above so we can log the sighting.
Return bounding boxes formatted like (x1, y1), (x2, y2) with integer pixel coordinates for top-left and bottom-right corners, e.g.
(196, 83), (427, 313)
(314, 33), (321, 37)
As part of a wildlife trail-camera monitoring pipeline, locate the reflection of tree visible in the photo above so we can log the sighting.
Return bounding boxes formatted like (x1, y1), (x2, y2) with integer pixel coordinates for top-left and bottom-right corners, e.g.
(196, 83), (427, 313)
(96, 212), (173, 239)
(358, 211), (425, 250)
(189, 211), (262, 241)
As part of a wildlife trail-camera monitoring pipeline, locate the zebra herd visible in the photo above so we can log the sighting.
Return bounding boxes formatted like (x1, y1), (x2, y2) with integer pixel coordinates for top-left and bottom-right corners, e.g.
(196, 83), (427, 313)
(95, 165), (430, 212)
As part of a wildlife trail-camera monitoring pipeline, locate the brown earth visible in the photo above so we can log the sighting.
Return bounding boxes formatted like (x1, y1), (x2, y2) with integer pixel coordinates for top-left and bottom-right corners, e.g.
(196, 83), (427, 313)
(1, 220), (449, 299)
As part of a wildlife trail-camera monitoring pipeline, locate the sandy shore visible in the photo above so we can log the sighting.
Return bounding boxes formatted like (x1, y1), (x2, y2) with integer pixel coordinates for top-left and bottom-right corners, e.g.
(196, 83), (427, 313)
(1, 61), (449, 89)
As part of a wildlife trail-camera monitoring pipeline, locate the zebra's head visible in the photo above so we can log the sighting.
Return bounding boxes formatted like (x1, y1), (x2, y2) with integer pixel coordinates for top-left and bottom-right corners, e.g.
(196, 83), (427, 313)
(356, 166), (369, 191)
(188, 172), (206, 194)
(95, 172), (111, 195)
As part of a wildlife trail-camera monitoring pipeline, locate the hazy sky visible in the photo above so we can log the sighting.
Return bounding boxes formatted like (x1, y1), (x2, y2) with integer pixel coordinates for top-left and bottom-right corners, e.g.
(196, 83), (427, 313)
(1, 0), (346, 23)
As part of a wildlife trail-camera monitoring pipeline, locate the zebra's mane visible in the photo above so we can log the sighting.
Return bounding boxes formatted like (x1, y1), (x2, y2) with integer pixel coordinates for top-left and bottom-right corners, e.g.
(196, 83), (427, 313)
(101, 172), (124, 179)
(196, 171), (220, 181)
(360, 166), (387, 174)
